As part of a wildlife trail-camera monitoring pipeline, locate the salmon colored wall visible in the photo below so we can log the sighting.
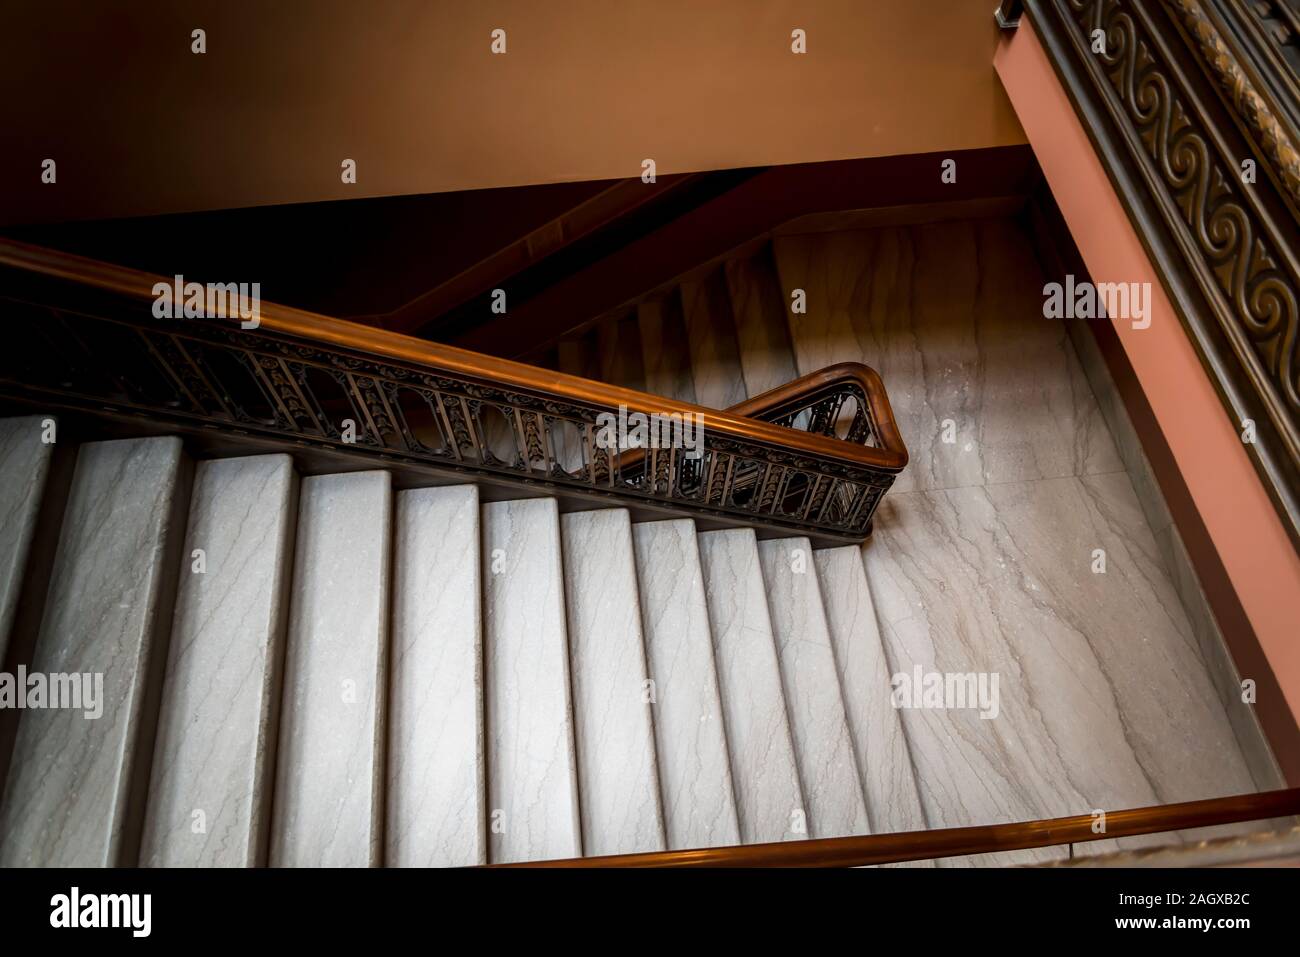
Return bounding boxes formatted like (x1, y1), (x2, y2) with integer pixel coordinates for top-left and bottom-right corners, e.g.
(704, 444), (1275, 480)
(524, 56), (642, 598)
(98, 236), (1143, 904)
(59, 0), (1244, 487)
(0, 0), (1024, 226)
(994, 21), (1300, 783)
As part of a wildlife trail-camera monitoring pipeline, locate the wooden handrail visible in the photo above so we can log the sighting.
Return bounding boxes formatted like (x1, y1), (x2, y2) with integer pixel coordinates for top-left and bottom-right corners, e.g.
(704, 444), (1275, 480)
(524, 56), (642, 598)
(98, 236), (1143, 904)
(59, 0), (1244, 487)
(615, 361), (907, 475)
(495, 787), (1300, 867)
(0, 237), (907, 473)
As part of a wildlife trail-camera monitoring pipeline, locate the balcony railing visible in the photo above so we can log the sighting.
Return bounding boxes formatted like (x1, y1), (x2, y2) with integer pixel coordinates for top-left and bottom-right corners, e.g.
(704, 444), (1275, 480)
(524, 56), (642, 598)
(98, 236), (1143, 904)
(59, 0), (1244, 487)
(0, 238), (907, 544)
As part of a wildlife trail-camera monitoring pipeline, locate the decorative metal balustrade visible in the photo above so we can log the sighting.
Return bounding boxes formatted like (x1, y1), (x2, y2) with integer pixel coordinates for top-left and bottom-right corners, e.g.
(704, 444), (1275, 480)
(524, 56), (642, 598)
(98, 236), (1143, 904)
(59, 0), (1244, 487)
(0, 239), (907, 544)
(1012, 0), (1300, 548)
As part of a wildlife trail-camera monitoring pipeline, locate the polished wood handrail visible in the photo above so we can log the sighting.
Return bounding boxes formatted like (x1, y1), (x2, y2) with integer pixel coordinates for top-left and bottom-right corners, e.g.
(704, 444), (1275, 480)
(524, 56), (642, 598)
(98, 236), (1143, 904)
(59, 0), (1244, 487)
(496, 787), (1300, 867)
(616, 361), (907, 474)
(0, 237), (907, 473)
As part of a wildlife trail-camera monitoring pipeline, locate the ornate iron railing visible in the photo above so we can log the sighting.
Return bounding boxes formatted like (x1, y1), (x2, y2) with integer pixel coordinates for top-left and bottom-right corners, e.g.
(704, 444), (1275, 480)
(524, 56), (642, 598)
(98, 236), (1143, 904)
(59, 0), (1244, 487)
(0, 239), (907, 544)
(1015, 0), (1300, 548)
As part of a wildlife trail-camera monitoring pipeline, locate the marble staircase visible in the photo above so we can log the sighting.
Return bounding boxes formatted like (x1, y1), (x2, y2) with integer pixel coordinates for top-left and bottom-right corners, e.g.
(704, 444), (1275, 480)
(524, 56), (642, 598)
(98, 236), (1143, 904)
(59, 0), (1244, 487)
(552, 216), (1283, 864)
(0, 214), (1281, 867)
(0, 425), (921, 866)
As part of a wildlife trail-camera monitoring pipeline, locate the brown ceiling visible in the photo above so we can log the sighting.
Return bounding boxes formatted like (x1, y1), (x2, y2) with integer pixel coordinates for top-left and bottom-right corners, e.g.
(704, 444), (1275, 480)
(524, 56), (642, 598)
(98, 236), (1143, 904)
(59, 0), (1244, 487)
(3, 146), (1040, 348)
(0, 0), (1025, 226)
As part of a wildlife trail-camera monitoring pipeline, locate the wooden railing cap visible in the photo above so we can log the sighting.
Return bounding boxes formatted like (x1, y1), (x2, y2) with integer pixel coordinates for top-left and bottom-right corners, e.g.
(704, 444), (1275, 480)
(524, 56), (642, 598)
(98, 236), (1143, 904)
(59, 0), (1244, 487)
(0, 237), (907, 472)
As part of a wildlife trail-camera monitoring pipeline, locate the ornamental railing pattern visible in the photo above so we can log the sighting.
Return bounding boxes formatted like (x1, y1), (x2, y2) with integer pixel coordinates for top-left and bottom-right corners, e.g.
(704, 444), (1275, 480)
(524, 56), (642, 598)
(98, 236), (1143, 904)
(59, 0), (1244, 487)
(0, 239), (907, 545)
(1021, 0), (1300, 547)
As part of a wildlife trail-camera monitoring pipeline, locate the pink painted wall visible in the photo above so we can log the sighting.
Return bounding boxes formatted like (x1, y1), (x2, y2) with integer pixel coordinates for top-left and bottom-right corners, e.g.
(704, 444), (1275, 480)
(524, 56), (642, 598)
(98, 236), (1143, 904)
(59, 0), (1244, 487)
(994, 20), (1300, 782)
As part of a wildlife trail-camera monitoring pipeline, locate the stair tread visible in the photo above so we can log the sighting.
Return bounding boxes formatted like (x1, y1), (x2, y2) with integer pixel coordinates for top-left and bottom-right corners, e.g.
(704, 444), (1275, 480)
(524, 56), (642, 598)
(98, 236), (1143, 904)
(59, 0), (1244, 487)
(557, 331), (600, 382)
(680, 273), (747, 410)
(0, 416), (53, 661)
(387, 485), (485, 867)
(483, 498), (581, 863)
(813, 546), (931, 847)
(561, 509), (665, 856)
(595, 312), (647, 393)
(637, 298), (698, 404)
(632, 519), (740, 850)
(758, 539), (871, 840)
(271, 470), (390, 867)
(724, 253), (798, 398)
(0, 436), (187, 866)
(141, 454), (296, 867)
(697, 528), (803, 844)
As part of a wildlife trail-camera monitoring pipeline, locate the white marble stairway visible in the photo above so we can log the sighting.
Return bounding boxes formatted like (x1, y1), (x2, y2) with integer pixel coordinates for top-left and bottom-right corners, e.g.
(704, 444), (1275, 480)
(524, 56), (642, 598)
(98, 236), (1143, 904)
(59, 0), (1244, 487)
(547, 216), (1282, 863)
(0, 215), (1282, 868)
(0, 422), (923, 866)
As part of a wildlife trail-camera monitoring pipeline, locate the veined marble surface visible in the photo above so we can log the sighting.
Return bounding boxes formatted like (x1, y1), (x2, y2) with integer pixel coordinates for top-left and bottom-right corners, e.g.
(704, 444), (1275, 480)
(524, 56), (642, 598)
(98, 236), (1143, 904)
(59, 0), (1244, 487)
(864, 473), (1258, 864)
(142, 455), (296, 867)
(757, 538), (871, 840)
(638, 298), (698, 404)
(483, 498), (581, 863)
(557, 332), (600, 382)
(0, 416), (52, 661)
(1064, 317), (1283, 793)
(387, 485), (485, 867)
(0, 436), (186, 867)
(724, 252), (797, 398)
(773, 222), (1123, 493)
(764, 217), (1267, 862)
(631, 520), (740, 850)
(681, 272), (747, 410)
(561, 215), (1267, 864)
(596, 312), (647, 393)
(697, 529), (804, 843)
(561, 510), (665, 856)
(813, 546), (930, 844)
(271, 471), (390, 867)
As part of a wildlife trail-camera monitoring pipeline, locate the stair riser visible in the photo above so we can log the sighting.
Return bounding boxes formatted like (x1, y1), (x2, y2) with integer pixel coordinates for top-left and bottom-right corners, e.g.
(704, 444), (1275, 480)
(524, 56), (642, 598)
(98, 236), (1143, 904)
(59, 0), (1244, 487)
(0, 437), (190, 867)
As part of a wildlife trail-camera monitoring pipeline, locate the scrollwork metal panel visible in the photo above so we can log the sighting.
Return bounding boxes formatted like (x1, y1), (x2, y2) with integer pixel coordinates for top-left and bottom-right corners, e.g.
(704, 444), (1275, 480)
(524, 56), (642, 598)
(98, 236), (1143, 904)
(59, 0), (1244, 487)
(1026, 0), (1300, 546)
(0, 284), (902, 543)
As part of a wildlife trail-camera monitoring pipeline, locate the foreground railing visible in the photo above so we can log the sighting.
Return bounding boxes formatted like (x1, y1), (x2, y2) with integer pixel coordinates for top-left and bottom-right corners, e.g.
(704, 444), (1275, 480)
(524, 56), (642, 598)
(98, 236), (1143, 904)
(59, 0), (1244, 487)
(498, 787), (1300, 867)
(0, 239), (906, 544)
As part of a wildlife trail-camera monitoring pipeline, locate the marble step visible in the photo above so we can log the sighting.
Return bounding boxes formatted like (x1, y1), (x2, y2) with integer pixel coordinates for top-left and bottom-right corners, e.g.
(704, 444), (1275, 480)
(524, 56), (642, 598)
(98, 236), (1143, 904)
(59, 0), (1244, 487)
(724, 249), (798, 398)
(557, 330), (601, 382)
(637, 296), (697, 404)
(757, 538), (871, 840)
(0, 436), (190, 866)
(595, 311), (647, 393)
(387, 485), (485, 867)
(270, 471), (391, 867)
(141, 454), (297, 867)
(560, 509), (665, 856)
(696, 528), (804, 843)
(812, 546), (931, 857)
(482, 498), (581, 863)
(679, 271), (747, 410)
(631, 519), (740, 850)
(0, 416), (55, 662)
